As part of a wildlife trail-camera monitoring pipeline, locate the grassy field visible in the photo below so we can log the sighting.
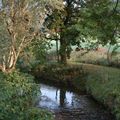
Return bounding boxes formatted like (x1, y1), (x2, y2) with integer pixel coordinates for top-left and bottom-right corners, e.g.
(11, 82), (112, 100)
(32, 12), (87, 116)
(69, 49), (120, 67)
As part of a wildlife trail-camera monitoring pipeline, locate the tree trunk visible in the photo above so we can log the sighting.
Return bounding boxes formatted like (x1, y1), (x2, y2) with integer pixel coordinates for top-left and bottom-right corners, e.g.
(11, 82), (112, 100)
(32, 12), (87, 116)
(1, 56), (17, 73)
(59, 39), (67, 64)
(107, 45), (112, 65)
(56, 40), (60, 63)
(0, 47), (17, 73)
(60, 89), (66, 107)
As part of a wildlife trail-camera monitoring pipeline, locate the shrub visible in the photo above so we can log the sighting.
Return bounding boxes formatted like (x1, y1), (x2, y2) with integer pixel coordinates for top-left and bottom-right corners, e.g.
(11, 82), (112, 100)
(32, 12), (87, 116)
(26, 108), (54, 120)
(0, 70), (53, 120)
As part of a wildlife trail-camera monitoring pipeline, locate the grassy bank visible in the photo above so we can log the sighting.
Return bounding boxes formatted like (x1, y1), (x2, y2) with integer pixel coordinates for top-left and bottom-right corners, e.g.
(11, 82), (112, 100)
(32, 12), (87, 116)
(69, 63), (120, 120)
(34, 63), (120, 120)
(84, 64), (120, 120)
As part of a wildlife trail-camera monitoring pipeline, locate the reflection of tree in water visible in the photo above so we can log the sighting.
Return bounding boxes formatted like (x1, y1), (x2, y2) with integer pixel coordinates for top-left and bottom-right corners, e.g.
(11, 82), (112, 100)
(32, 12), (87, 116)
(55, 89), (80, 108)
(60, 89), (66, 107)
(71, 95), (80, 108)
(55, 89), (58, 100)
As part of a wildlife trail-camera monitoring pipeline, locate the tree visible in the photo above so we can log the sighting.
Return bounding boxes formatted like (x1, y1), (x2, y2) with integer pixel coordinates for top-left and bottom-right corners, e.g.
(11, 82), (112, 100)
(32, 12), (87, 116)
(79, 0), (120, 64)
(0, 0), (63, 73)
(44, 0), (120, 64)
(45, 0), (86, 64)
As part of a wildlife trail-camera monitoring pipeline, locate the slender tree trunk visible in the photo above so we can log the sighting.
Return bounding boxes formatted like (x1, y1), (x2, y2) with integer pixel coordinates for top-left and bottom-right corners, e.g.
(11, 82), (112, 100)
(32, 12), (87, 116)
(56, 40), (60, 63)
(1, 57), (16, 73)
(59, 39), (67, 64)
(107, 45), (112, 65)
(0, 47), (18, 73)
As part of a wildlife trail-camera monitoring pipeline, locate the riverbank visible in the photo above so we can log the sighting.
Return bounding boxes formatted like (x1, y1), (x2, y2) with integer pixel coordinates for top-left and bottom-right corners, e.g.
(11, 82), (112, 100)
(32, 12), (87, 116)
(33, 63), (86, 92)
(83, 64), (120, 120)
(34, 63), (120, 120)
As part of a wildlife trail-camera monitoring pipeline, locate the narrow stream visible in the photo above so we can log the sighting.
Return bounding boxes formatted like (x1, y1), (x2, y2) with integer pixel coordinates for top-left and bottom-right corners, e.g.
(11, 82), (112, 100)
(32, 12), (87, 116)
(36, 83), (114, 120)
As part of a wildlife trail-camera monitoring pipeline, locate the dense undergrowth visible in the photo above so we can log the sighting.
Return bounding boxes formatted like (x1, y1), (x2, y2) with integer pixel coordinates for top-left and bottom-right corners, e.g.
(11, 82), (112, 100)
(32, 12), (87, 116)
(0, 70), (53, 120)
(34, 63), (86, 92)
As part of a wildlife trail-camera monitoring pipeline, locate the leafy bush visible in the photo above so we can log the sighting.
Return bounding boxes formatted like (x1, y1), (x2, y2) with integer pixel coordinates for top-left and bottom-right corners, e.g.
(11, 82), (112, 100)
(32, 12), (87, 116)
(0, 70), (53, 120)
(26, 108), (53, 120)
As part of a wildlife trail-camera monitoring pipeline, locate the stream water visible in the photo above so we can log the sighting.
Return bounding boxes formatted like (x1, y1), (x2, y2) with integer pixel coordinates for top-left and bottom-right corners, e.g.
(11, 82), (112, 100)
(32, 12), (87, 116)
(36, 83), (114, 120)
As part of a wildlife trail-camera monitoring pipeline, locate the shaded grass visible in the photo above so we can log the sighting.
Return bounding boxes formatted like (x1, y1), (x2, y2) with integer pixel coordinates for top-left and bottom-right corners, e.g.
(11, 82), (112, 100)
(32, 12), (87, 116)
(76, 63), (120, 120)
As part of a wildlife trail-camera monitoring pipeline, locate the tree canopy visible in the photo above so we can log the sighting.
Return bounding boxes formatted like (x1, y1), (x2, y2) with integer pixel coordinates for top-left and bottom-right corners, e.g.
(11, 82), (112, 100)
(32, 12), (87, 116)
(0, 0), (63, 73)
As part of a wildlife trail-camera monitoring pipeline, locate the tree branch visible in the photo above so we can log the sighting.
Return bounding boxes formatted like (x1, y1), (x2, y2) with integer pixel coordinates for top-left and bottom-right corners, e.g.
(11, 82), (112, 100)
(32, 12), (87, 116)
(111, 0), (119, 16)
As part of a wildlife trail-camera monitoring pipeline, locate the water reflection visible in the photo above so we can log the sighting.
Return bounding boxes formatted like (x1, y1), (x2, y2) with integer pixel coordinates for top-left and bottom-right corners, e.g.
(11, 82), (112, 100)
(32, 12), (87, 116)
(60, 89), (66, 107)
(36, 83), (114, 120)
(38, 84), (75, 109)
(37, 83), (98, 110)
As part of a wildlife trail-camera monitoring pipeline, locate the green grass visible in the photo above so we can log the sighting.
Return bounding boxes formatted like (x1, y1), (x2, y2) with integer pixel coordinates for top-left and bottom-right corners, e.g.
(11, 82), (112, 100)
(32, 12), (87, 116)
(82, 64), (120, 120)
(69, 50), (120, 67)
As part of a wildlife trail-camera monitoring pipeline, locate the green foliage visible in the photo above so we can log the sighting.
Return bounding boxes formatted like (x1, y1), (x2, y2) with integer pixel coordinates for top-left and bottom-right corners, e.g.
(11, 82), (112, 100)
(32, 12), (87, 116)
(0, 71), (53, 120)
(44, 0), (84, 63)
(17, 38), (52, 72)
(80, 0), (120, 45)
(45, 0), (119, 63)
(62, 25), (80, 45)
(34, 63), (86, 91)
(30, 39), (50, 64)
(26, 108), (53, 120)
